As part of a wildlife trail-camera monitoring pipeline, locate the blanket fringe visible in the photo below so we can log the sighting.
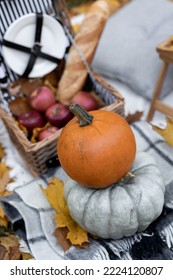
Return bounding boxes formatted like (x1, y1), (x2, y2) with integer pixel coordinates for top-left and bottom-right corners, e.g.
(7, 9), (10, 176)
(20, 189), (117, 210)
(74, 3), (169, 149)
(159, 222), (173, 249)
(106, 232), (152, 259)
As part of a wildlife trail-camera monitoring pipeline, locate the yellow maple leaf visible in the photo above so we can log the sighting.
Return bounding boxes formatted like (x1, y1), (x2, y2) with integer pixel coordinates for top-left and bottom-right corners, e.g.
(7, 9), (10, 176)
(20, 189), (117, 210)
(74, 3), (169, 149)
(0, 186), (11, 227)
(0, 207), (6, 219)
(0, 161), (9, 176)
(151, 117), (173, 147)
(72, 24), (80, 34)
(0, 159), (12, 227)
(55, 207), (88, 246)
(21, 252), (33, 260)
(0, 144), (5, 159)
(0, 162), (12, 196)
(0, 217), (8, 227)
(42, 177), (89, 247)
(0, 207), (8, 227)
(42, 177), (66, 213)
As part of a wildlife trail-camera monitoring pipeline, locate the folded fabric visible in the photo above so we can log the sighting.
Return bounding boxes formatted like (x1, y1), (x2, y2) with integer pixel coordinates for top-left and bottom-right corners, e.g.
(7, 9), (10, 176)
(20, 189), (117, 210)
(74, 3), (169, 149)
(92, 0), (173, 100)
(1, 120), (173, 260)
(1, 181), (64, 260)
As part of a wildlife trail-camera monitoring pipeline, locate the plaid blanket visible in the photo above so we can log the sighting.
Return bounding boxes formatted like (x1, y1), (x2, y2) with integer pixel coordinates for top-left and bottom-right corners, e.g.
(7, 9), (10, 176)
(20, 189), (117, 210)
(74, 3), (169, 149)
(0, 119), (173, 260)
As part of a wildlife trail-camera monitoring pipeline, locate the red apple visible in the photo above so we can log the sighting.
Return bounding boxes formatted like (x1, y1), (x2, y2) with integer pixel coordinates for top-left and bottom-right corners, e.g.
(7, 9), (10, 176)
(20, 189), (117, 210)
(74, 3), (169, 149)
(46, 103), (73, 128)
(18, 110), (45, 134)
(71, 91), (98, 111)
(29, 86), (56, 112)
(38, 126), (59, 141)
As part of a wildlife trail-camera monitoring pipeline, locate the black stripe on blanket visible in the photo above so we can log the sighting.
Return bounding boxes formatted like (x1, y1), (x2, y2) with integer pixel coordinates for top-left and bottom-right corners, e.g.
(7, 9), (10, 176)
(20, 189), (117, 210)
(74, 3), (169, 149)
(132, 123), (173, 166)
(1, 200), (27, 241)
(28, 235), (47, 244)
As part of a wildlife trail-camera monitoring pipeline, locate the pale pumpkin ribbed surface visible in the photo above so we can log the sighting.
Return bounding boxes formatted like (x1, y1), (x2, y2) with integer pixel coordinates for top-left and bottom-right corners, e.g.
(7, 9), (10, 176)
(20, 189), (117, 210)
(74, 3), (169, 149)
(64, 152), (165, 240)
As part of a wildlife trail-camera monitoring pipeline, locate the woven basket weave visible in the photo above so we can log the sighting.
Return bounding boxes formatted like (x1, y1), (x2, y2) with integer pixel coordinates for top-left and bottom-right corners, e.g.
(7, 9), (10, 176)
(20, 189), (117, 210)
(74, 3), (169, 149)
(0, 0), (124, 177)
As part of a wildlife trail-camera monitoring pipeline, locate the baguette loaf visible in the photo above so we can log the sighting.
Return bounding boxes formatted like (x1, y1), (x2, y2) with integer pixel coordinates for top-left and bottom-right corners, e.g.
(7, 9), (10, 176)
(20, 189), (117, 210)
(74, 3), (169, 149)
(56, 0), (111, 105)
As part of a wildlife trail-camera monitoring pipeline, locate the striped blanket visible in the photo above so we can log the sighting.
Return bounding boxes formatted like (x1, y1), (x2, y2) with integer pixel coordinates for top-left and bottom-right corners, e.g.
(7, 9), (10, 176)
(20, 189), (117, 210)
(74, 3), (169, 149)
(0, 119), (173, 260)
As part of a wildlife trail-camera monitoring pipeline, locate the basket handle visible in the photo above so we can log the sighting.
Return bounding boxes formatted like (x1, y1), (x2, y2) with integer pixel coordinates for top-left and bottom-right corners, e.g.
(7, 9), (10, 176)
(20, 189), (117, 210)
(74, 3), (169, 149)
(54, 0), (74, 36)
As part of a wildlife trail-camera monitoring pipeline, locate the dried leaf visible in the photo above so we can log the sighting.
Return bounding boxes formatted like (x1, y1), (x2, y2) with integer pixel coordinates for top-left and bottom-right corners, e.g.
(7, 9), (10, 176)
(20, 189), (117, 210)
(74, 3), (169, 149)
(30, 123), (51, 143)
(55, 207), (88, 246)
(8, 245), (21, 260)
(8, 78), (44, 97)
(54, 227), (72, 252)
(69, 2), (92, 17)
(42, 177), (89, 250)
(0, 161), (12, 228)
(44, 80), (57, 94)
(0, 171), (10, 194)
(0, 217), (8, 227)
(9, 97), (32, 117)
(54, 227), (88, 252)
(0, 162), (12, 195)
(0, 208), (8, 227)
(0, 226), (13, 237)
(42, 178), (66, 213)
(21, 252), (33, 260)
(0, 144), (5, 159)
(44, 61), (65, 87)
(0, 188), (11, 228)
(69, 0), (121, 18)
(72, 24), (80, 34)
(151, 117), (173, 147)
(0, 161), (9, 177)
(16, 121), (28, 137)
(126, 111), (143, 124)
(0, 235), (21, 260)
(0, 244), (7, 259)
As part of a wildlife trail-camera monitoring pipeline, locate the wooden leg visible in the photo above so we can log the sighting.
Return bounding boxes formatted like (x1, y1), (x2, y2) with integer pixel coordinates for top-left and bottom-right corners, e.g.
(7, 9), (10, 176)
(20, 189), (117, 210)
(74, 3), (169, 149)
(146, 62), (168, 122)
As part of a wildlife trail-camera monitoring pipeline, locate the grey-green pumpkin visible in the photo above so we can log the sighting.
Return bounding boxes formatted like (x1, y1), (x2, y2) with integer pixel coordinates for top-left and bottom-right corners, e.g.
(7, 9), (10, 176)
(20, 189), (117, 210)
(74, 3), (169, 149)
(64, 152), (165, 240)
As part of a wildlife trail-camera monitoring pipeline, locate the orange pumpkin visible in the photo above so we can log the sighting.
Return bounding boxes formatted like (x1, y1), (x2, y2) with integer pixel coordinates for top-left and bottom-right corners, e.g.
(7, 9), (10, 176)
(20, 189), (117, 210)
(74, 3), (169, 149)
(57, 104), (136, 188)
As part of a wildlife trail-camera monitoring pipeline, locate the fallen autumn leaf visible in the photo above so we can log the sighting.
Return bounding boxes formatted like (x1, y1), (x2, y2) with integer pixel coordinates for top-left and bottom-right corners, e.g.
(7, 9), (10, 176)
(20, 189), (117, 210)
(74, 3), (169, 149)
(151, 117), (173, 147)
(41, 177), (89, 250)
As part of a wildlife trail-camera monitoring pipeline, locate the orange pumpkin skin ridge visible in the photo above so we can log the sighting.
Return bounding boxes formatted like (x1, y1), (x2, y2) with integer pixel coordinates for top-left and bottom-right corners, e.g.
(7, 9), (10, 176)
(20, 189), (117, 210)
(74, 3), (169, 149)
(57, 110), (136, 188)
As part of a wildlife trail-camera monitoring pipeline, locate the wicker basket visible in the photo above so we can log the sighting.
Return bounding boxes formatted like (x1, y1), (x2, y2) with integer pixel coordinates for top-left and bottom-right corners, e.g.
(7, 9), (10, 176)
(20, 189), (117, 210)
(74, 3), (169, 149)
(0, 0), (124, 177)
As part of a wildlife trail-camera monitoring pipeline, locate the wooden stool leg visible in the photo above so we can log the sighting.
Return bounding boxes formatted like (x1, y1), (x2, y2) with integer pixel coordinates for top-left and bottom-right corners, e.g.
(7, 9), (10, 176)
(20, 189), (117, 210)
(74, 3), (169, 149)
(146, 62), (168, 122)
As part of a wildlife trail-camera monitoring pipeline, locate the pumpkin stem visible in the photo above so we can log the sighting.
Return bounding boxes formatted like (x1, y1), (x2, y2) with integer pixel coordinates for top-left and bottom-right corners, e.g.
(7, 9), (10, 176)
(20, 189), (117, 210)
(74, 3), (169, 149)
(119, 172), (135, 185)
(69, 104), (93, 127)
